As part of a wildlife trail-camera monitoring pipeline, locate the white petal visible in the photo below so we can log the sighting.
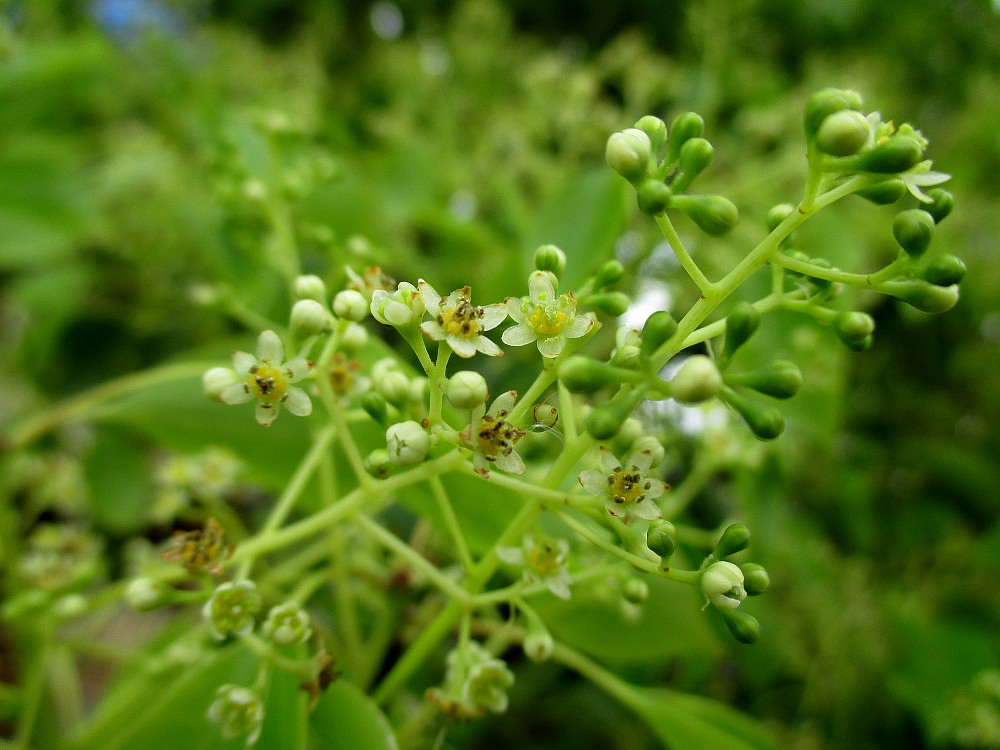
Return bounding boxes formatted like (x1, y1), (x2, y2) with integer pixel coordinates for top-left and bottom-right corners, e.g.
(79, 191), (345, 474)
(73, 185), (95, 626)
(283, 358), (311, 382)
(255, 402), (279, 426)
(496, 547), (525, 565)
(528, 271), (556, 304)
(283, 386), (312, 417)
(644, 480), (668, 500)
(220, 382), (253, 405)
(448, 335), (478, 358)
(536, 336), (564, 358)
(473, 452), (491, 477)
(256, 330), (284, 363)
(490, 390), (517, 414)
(479, 303), (508, 331)
(473, 335), (503, 357)
(506, 297), (528, 324)
(502, 324), (537, 347)
(546, 574), (573, 599)
(628, 450), (654, 473)
(598, 446), (620, 474)
(564, 314), (595, 339)
(493, 450), (525, 475)
(420, 320), (446, 341)
(370, 290), (390, 323)
(417, 280), (441, 310)
(633, 499), (662, 521)
(578, 470), (608, 496)
(231, 350), (256, 374)
(384, 300), (414, 326)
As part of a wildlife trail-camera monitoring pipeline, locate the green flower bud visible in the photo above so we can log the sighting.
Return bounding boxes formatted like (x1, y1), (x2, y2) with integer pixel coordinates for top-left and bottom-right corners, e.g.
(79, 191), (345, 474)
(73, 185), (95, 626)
(376, 370), (411, 406)
(447, 370), (489, 409)
(714, 523), (751, 559)
(766, 203), (795, 231)
(671, 355), (723, 405)
(833, 312), (875, 350)
(722, 302), (760, 361)
(641, 311), (678, 358)
(720, 608), (761, 644)
(290, 299), (331, 337)
(722, 387), (785, 440)
(340, 322), (369, 353)
(671, 194), (739, 236)
(804, 88), (863, 138)
(741, 563), (770, 595)
(670, 137), (714, 192)
(361, 391), (389, 426)
(701, 561), (746, 610)
(594, 259), (626, 289)
(631, 435), (665, 466)
(126, 577), (171, 612)
(203, 367), (242, 402)
(586, 391), (644, 440)
(856, 179), (907, 205)
(208, 684), (264, 744)
(533, 403), (559, 429)
(333, 289), (369, 321)
(636, 178), (672, 216)
(533, 244), (567, 276)
(203, 581), (262, 640)
(725, 360), (804, 399)
(922, 254), (966, 287)
(588, 292), (631, 317)
(892, 209), (935, 258)
(815, 109), (872, 156)
(294, 274), (328, 303)
(623, 577), (650, 604)
(559, 356), (627, 393)
(262, 602), (312, 646)
(881, 279), (959, 313)
(924, 188), (954, 224)
(647, 519), (677, 559)
(634, 115), (667, 155)
(606, 128), (653, 184)
(386, 420), (430, 467)
(364, 448), (393, 478)
(665, 111), (705, 163)
(849, 133), (924, 174)
(523, 618), (555, 663)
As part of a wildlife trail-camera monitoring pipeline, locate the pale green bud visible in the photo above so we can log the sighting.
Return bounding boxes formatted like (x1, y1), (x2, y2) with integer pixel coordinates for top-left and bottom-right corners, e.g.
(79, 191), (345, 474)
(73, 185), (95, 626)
(722, 387), (785, 440)
(203, 367), (242, 402)
(881, 279), (959, 313)
(533, 403), (559, 429)
(637, 178), (672, 215)
(671, 355), (722, 404)
(290, 299), (331, 337)
(741, 563), (770, 595)
(617, 418), (643, 446)
(803, 88), (863, 138)
(594, 259), (626, 289)
(294, 274), (328, 303)
(922, 254), (966, 287)
(622, 577), (650, 604)
(533, 244), (567, 276)
(634, 115), (667, 154)
(721, 608), (761, 644)
(126, 577), (171, 612)
(701, 561), (746, 610)
(765, 203), (795, 232)
(714, 523), (751, 559)
(815, 109), (872, 156)
(665, 111), (704, 163)
(523, 613), (555, 662)
(631, 435), (665, 466)
(340, 322), (369, 352)
(447, 370), (489, 409)
(386, 421), (430, 467)
(606, 128), (653, 184)
(647, 519), (677, 558)
(559, 356), (627, 393)
(376, 371), (411, 406)
(725, 360), (803, 399)
(641, 311), (677, 358)
(262, 602), (312, 646)
(892, 209), (935, 258)
(333, 289), (369, 321)
(364, 448), (393, 478)
(925, 188), (954, 224)
(671, 194), (739, 236)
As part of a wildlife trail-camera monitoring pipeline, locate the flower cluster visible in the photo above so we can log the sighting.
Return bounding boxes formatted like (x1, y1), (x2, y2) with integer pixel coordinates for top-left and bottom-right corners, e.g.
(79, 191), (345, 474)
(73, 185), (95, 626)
(426, 641), (515, 719)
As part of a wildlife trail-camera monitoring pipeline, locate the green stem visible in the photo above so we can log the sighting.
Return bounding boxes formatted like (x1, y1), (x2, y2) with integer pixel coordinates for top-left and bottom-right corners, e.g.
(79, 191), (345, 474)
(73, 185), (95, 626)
(428, 342), (452, 424)
(428, 476), (473, 571)
(509, 366), (557, 425)
(655, 213), (716, 294)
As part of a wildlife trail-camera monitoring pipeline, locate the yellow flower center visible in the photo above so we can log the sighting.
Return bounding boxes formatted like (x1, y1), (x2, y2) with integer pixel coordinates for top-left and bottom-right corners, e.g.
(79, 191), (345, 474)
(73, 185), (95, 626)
(526, 543), (560, 576)
(247, 365), (288, 403)
(608, 465), (651, 504)
(527, 304), (567, 335)
(437, 301), (484, 338)
(328, 356), (359, 395)
(476, 410), (525, 460)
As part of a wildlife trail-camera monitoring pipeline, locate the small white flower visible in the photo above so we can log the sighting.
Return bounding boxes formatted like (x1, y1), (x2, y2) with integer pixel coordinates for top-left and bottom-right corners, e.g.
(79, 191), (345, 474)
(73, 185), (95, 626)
(461, 391), (526, 477)
(899, 161), (950, 203)
(203, 580), (262, 640)
(497, 533), (573, 599)
(216, 330), (312, 427)
(208, 684), (264, 745)
(261, 602), (312, 646)
(701, 561), (747, 610)
(578, 447), (667, 523)
(371, 281), (425, 326)
(418, 281), (507, 358)
(502, 271), (594, 358)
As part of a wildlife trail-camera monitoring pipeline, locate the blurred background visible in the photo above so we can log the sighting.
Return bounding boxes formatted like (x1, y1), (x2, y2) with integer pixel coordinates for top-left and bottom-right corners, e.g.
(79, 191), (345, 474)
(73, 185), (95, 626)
(1, 1), (999, 748)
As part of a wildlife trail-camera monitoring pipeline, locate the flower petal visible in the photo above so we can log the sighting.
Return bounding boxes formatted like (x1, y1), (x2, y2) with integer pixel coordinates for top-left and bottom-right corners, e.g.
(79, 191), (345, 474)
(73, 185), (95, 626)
(256, 330), (284, 363)
(220, 382), (253, 405)
(447, 335), (479, 358)
(284, 358), (311, 382)
(644, 480), (668, 500)
(496, 547), (525, 565)
(473, 335), (503, 357)
(479, 303), (508, 331)
(536, 336), (564, 358)
(528, 271), (556, 304)
(546, 574), (573, 599)
(283, 386), (312, 417)
(502, 324), (537, 347)
(564, 313), (595, 339)
(633, 499), (663, 521)
(598, 446), (620, 474)
(628, 449), (655, 473)
(506, 297), (528, 324)
(231, 350), (256, 374)
(420, 320), (446, 341)
(417, 280), (441, 310)
(493, 450), (525, 475)
(255, 402), (279, 427)
(490, 390), (517, 414)
(578, 470), (608, 496)
(384, 300), (415, 326)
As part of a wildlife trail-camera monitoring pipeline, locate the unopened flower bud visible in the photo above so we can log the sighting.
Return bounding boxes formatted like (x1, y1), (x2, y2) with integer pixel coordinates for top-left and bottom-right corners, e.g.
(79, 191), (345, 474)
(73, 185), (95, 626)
(815, 109), (872, 156)
(665, 111), (705, 162)
(622, 576), (650, 604)
(588, 292), (631, 317)
(721, 607), (761, 644)
(523, 614), (555, 662)
(447, 370), (489, 409)
(559, 356), (626, 393)
(741, 563), (770, 595)
(616, 417), (643, 446)
(856, 179), (907, 205)
(924, 188), (954, 224)
(340, 322), (368, 352)
(922, 254), (966, 287)
(262, 602), (312, 646)
(833, 312), (875, 350)
(725, 360), (803, 399)
(634, 115), (667, 155)
(636, 178), (672, 216)
(533, 403), (559, 429)
(376, 371), (411, 406)
(803, 88), (863, 138)
(333, 289), (369, 321)
(361, 391), (389, 426)
(208, 684), (264, 744)
(701, 561), (746, 610)
(671, 355), (722, 405)
(585, 391), (644, 440)
(722, 387), (785, 440)
(533, 244), (566, 276)
(647, 519), (677, 559)
(594, 259), (625, 289)
(386, 421), (430, 467)
(290, 299), (331, 337)
(294, 274), (328, 303)
(641, 311), (677, 358)
(765, 203), (795, 231)
(631, 435), (665, 466)
(126, 577), (171, 612)
(671, 137), (714, 192)
(850, 133), (924, 173)
(606, 128), (652, 184)
(671, 194), (739, 236)
(722, 302), (760, 362)
(714, 523), (751, 559)
(364, 448), (393, 478)
(203, 367), (242, 402)
(881, 278), (959, 313)
(892, 209), (935, 258)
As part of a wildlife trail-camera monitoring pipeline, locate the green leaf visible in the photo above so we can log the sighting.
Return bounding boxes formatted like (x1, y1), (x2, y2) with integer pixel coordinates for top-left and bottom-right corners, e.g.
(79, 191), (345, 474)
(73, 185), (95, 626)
(310, 679), (399, 750)
(83, 425), (151, 535)
(256, 647), (310, 750)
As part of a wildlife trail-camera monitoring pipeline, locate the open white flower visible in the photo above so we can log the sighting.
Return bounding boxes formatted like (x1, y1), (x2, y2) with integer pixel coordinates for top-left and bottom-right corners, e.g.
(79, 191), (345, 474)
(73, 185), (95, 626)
(216, 330), (312, 427)
(498, 533), (573, 599)
(418, 280), (506, 358)
(461, 391), (526, 477)
(578, 447), (667, 523)
(502, 271), (594, 358)
(371, 281), (425, 326)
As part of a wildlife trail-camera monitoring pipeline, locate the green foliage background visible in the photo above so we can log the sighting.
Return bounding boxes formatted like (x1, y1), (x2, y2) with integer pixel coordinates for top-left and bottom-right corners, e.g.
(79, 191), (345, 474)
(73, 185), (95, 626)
(1, 1), (999, 748)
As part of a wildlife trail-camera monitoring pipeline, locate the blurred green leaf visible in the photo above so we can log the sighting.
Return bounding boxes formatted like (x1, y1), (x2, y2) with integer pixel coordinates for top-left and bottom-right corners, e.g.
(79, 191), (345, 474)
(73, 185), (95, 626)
(83, 425), (151, 535)
(310, 679), (399, 750)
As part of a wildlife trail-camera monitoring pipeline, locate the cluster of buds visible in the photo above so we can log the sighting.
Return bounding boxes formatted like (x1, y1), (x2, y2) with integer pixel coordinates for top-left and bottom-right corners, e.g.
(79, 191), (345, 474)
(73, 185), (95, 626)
(426, 641), (515, 719)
